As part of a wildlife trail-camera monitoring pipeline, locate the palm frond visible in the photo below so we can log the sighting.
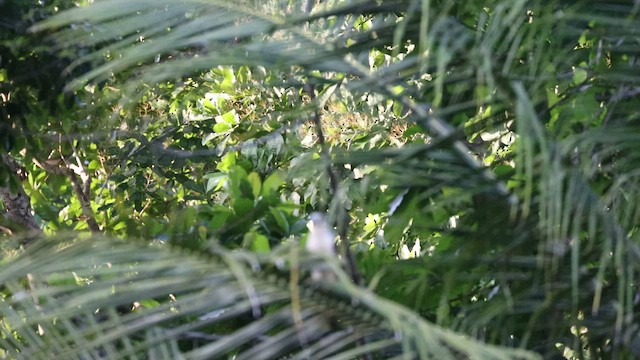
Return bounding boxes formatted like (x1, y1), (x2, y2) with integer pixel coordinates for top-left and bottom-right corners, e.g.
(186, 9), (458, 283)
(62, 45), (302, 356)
(0, 235), (539, 359)
(498, 83), (640, 356)
(27, 0), (640, 358)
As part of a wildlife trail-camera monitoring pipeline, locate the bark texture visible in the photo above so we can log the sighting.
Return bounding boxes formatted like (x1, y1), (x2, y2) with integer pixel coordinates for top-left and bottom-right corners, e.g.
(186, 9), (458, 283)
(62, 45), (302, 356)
(0, 154), (41, 236)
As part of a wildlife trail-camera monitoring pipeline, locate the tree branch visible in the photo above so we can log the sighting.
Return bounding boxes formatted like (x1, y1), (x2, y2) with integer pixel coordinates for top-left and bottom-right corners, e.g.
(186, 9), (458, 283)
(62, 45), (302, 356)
(33, 155), (101, 233)
(303, 83), (362, 286)
(0, 154), (42, 240)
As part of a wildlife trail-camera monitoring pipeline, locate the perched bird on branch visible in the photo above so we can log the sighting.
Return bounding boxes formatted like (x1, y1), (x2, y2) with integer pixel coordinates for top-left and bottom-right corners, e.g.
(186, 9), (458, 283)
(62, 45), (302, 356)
(306, 212), (336, 281)
(306, 212), (336, 256)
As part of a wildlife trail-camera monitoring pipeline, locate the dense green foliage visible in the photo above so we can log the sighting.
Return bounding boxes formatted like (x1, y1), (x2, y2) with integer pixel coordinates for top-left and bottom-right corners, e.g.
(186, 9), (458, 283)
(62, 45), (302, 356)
(2, 0), (640, 358)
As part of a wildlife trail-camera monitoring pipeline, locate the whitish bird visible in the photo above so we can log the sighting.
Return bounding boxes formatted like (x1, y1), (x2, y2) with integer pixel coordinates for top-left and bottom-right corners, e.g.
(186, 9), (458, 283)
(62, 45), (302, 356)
(306, 212), (336, 255)
(306, 213), (337, 281)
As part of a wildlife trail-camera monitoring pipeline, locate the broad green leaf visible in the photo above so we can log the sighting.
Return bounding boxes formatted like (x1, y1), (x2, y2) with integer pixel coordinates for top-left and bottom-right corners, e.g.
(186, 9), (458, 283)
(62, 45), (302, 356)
(262, 170), (285, 198)
(244, 230), (270, 253)
(217, 152), (237, 172)
(247, 171), (262, 199)
(234, 197), (254, 217)
(217, 109), (239, 125)
(213, 122), (232, 133)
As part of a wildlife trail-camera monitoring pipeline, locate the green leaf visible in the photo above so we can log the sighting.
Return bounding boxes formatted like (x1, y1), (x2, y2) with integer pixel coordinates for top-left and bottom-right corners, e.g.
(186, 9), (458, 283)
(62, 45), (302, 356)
(204, 173), (228, 192)
(268, 206), (289, 234)
(217, 110), (239, 125)
(138, 299), (161, 309)
(234, 197), (254, 217)
(209, 206), (232, 230)
(228, 165), (250, 198)
(213, 122), (232, 133)
(217, 152), (236, 172)
(244, 230), (270, 253)
(247, 172), (262, 199)
(262, 170), (285, 198)
(202, 98), (217, 113)
(87, 159), (101, 171)
(572, 63), (588, 85)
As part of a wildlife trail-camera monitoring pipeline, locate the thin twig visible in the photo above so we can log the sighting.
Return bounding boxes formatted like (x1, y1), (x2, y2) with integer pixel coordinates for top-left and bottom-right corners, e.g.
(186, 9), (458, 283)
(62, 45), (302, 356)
(303, 82), (362, 286)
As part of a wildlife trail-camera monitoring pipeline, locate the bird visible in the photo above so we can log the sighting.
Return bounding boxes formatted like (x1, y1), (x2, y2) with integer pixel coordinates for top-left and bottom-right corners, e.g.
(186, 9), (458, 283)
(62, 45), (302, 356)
(306, 212), (336, 256)
(305, 213), (337, 281)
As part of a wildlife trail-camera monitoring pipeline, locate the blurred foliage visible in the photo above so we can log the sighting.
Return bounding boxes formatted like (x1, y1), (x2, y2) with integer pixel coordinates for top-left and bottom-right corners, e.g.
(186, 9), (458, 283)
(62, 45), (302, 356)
(1, 0), (640, 359)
